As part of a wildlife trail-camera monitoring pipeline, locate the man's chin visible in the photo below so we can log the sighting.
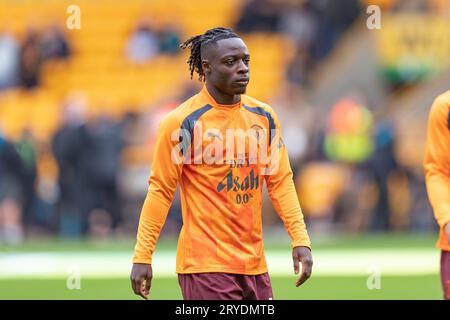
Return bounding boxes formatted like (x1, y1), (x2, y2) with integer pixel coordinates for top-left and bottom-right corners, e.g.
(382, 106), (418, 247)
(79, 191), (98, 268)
(235, 87), (247, 95)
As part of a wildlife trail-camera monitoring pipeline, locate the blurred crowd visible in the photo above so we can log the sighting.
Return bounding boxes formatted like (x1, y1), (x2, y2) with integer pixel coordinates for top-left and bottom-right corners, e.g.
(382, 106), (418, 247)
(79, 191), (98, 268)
(126, 19), (181, 63)
(270, 90), (434, 236)
(0, 25), (70, 90)
(236, 0), (361, 87)
(0, 0), (444, 245)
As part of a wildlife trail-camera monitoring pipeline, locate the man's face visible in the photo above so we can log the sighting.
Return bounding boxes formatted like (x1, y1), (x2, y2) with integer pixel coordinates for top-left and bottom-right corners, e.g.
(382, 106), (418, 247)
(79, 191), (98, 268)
(202, 37), (250, 96)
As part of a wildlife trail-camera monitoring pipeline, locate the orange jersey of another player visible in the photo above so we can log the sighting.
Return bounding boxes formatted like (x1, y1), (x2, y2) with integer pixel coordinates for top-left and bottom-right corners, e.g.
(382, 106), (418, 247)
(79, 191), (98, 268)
(133, 85), (311, 274)
(424, 90), (450, 251)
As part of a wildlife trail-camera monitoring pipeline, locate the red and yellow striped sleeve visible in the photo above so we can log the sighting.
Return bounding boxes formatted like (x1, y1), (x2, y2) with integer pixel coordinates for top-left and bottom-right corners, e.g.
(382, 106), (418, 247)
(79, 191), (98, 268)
(263, 106), (311, 250)
(424, 91), (450, 250)
(133, 112), (183, 264)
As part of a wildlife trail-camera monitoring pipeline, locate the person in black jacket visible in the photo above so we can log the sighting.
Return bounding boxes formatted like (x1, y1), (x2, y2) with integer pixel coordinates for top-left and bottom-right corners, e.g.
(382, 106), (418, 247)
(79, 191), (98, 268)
(0, 130), (28, 244)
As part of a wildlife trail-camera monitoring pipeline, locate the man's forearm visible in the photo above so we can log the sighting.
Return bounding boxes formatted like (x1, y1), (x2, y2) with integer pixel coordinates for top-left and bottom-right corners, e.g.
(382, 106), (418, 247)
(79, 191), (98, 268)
(133, 191), (172, 264)
(269, 181), (311, 249)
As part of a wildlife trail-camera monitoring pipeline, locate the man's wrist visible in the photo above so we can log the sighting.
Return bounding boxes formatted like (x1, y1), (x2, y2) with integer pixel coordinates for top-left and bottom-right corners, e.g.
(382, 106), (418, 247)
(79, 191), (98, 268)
(293, 245), (311, 251)
(292, 244), (311, 251)
(132, 258), (152, 265)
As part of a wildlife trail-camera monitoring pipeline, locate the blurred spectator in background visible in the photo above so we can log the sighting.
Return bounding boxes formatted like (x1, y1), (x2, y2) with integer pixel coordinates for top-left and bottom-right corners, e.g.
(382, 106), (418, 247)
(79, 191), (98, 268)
(19, 28), (42, 89)
(52, 98), (126, 239)
(294, 96), (380, 233)
(51, 95), (88, 237)
(334, 162), (378, 233)
(270, 87), (310, 176)
(323, 97), (378, 232)
(81, 114), (124, 239)
(278, 1), (317, 87)
(277, 1), (317, 48)
(324, 98), (374, 164)
(40, 25), (71, 61)
(0, 126), (28, 245)
(236, 0), (281, 33)
(115, 111), (153, 236)
(0, 29), (19, 90)
(14, 129), (38, 232)
(286, 44), (313, 87)
(366, 121), (400, 231)
(310, 0), (361, 62)
(52, 99), (127, 239)
(126, 19), (160, 63)
(157, 24), (181, 55)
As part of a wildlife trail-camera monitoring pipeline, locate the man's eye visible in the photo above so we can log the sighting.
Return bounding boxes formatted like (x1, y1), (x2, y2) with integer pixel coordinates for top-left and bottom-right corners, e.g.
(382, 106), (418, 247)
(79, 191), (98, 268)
(226, 60), (234, 65)
(244, 59), (250, 65)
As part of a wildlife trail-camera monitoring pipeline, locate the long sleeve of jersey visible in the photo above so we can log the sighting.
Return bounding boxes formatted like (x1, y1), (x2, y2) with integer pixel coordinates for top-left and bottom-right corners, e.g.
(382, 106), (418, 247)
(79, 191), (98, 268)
(133, 113), (183, 264)
(424, 93), (450, 231)
(264, 108), (311, 250)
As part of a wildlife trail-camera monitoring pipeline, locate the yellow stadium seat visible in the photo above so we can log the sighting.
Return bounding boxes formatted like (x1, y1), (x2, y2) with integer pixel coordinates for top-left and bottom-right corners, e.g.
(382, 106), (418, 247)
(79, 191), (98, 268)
(0, 0), (288, 140)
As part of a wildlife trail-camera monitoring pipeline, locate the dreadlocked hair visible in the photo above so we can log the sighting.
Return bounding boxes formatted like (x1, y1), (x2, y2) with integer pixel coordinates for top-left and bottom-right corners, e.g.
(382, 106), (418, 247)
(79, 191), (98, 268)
(180, 27), (239, 81)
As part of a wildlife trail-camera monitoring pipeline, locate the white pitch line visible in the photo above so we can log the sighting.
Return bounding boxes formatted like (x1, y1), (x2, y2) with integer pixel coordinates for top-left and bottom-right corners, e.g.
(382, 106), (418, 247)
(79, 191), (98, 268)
(0, 249), (439, 279)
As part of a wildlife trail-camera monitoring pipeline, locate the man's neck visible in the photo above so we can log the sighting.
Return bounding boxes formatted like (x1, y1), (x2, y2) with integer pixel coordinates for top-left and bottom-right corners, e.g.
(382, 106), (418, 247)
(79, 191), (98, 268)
(205, 82), (240, 105)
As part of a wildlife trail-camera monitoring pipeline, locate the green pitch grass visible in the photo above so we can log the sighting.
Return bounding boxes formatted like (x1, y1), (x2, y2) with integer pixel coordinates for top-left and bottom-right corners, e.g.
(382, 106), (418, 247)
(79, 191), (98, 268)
(0, 233), (443, 300)
(0, 274), (442, 300)
(0, 232), (439, 253)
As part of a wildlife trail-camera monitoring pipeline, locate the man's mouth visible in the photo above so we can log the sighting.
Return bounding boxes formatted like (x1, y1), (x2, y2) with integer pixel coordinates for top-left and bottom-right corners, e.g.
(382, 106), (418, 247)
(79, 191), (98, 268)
(235, 78), (249, 85)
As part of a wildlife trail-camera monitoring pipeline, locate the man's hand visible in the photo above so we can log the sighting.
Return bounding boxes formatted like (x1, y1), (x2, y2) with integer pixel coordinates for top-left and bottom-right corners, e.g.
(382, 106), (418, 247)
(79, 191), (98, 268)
(130, 263), (152, 299)
(445, 223), (450, 244)
(292, 246), (313, 287)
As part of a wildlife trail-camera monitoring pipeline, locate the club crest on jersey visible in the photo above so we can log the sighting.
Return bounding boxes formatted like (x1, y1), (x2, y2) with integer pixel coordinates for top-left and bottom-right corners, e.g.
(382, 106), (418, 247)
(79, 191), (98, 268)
(250, 124), (264, 141)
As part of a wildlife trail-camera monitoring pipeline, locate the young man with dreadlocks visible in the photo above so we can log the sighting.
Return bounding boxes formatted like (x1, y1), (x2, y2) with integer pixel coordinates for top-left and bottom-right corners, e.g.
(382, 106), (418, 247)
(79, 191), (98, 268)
(130, 27), (313, 300)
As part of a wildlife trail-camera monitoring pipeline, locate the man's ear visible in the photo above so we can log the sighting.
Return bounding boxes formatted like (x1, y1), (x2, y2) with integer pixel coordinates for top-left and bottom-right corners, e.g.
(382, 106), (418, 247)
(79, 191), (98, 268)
(202, 59), (211, 76)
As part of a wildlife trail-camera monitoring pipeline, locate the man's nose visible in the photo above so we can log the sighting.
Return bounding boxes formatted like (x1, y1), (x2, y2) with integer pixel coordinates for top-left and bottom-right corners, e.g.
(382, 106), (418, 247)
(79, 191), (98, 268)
(237, 60), (249, 73)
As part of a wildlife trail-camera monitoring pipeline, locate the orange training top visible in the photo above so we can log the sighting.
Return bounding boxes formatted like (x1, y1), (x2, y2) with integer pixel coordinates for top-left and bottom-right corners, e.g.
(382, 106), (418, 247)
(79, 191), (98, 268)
(424, 90), (450, 251)
(133, 85), (311, 274)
